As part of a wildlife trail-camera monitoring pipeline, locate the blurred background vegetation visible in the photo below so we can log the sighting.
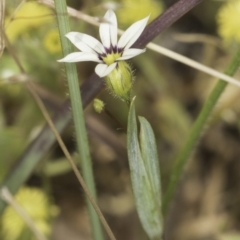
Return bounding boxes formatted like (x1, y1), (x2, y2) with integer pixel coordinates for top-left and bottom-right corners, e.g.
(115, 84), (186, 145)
(1, 0), (240, 239)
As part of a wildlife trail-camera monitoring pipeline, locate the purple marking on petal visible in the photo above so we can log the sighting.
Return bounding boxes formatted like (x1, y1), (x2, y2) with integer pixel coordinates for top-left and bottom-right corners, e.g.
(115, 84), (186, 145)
(112, 45), (118, 53)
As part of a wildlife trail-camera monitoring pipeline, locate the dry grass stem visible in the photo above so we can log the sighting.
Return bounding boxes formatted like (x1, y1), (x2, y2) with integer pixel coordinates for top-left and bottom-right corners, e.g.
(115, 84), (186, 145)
(2, 30), (117, 240)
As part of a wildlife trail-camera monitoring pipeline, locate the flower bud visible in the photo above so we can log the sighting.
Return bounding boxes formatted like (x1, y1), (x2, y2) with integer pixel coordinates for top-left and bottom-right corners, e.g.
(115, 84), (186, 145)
(93, 98), (105, 113)
(104, 61), (133, 102)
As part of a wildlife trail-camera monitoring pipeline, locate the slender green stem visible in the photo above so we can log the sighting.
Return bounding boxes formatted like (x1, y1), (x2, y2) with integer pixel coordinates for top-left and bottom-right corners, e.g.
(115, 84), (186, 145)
(54, 0), (104, 239)
(163, 49), (240, 215)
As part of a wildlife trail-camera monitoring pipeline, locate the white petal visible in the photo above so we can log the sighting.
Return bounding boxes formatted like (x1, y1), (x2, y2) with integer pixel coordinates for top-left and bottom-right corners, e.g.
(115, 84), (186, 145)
(118, 48), (146, 60)
(65, 32), (104, 54)
(118, 16), (149, 50)
(58, 52), (102, 63)
(99, 10), (118, 48)
(95, 62), (117, 77)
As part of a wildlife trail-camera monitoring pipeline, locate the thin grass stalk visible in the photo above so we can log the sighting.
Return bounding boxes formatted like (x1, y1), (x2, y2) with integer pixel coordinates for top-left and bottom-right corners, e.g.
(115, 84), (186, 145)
(0, 30), (116, 240)
(163, 49), (240, 215)
(27, 83), (116, 240)
(0, 74), (102, 215)
(2, 27), (116, 239)
(54, 0), (104, 239)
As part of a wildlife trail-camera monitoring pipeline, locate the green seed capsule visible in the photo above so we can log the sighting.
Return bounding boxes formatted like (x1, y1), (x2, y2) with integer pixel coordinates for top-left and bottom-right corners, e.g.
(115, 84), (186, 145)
(104, 61), (133, 102)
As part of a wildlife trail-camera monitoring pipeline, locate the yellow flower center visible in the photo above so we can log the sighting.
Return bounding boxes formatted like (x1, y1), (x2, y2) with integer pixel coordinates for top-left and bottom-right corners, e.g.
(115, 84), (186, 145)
(102, 52), (121, 65)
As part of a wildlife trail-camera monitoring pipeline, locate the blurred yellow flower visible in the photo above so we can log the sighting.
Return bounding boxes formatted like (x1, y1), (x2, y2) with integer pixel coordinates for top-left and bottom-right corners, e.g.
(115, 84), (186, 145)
(2, 187), (58, 240)
(43, 29), (62, 54)
(117, 0), (164, 27)
(217, 0), (240, 43)
(5, 2), (53, 42)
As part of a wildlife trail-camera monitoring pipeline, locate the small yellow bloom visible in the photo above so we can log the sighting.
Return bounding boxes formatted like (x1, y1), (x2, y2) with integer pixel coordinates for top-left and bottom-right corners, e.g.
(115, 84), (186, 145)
(2, 187), (58, 240)
(93, 99), (105, 113)
(43, 29), (62, 54)
(117, 0), (163, 27)
(5, 2), (53, 42)
(217, 0), (240, 43)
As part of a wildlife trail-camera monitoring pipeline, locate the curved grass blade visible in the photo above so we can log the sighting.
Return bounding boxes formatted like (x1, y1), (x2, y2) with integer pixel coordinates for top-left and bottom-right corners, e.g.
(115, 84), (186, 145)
(163, 49), (240, 214)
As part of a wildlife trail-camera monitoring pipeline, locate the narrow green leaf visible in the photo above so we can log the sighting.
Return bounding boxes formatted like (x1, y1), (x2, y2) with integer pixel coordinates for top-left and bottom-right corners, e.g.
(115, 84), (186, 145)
(127, 99), (162, 240)
(139, 117), (162, 211)
(163, 48), (240, 214)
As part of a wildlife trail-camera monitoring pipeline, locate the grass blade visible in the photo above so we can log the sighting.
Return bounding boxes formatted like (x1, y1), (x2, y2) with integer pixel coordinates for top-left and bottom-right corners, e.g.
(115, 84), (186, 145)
(54, 0), (104, 238)
(163, 48), (240, 214)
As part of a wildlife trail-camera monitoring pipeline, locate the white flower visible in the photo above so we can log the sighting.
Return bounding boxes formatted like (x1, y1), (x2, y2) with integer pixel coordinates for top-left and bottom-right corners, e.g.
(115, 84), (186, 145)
(58, 10), (149, 78)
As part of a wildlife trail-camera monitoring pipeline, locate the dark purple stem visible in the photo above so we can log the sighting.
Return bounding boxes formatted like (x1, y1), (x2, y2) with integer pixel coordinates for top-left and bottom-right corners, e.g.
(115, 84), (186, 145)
(133, 0), (203, 48)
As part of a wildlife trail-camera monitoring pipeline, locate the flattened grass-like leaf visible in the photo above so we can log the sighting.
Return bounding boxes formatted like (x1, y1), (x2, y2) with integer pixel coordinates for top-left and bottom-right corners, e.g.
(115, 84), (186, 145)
(139, 117), (162, 208)
(127, 99), (162, 240)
